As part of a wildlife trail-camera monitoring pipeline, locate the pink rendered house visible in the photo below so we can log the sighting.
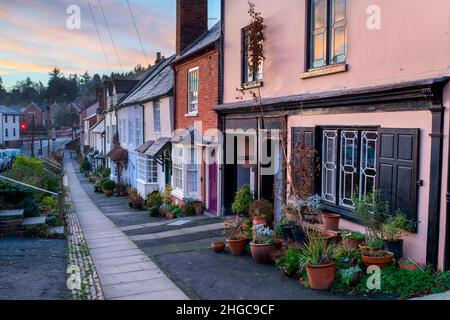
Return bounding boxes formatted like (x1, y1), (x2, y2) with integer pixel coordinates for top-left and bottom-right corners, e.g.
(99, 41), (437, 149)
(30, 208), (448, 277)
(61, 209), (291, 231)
(215, 0), (450, 269)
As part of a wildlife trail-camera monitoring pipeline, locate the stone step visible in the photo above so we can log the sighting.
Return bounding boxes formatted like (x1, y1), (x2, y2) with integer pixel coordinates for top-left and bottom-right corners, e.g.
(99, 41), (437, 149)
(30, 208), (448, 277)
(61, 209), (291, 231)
(22, 216), (46, 226)
(48, 226), (65, 235)
(0, 209), (24, 222)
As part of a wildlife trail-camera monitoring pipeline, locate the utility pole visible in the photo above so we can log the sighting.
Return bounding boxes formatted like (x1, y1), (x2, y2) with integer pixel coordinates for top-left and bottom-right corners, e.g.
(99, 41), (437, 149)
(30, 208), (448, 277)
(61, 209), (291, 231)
(31, 113), (35, 157)
(47, 106), (51, 157)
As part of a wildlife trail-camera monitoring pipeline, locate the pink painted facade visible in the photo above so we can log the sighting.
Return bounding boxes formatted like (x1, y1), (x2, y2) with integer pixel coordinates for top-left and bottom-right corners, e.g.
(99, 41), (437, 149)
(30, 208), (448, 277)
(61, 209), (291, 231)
(220, 0), (450, 269)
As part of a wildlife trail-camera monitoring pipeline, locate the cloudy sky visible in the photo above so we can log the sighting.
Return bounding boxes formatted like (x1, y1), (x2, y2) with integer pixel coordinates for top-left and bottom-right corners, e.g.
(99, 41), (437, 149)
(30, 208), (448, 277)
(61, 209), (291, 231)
(0, 0), (221, 89)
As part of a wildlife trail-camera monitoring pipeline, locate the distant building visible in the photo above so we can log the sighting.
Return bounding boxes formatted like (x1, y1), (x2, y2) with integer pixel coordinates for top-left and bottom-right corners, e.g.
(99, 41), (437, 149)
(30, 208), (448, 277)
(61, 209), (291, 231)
(0, 105), (20, 148)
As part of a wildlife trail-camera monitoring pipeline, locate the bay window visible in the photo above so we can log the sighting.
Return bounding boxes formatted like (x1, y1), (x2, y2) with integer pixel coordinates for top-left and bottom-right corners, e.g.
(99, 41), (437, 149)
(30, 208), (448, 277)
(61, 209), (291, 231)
(187, 148), (198, 194)
(138, 153), (157, 183)
(173, 145), (183, 190)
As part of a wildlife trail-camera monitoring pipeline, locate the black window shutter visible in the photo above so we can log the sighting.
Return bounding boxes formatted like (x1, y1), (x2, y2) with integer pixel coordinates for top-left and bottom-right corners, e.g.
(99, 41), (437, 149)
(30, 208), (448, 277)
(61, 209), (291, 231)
(291, 127), (316, 195)
(377, 128), (420, 222)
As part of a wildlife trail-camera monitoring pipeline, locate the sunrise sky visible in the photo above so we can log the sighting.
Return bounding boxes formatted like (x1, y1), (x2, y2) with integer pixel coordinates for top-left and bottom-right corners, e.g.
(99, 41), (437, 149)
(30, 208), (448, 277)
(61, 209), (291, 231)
(0, 0), (221, 89)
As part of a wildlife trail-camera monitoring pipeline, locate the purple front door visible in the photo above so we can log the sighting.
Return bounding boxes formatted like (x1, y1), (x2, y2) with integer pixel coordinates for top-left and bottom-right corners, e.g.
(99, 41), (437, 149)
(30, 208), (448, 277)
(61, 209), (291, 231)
(208, 162), (218, 215)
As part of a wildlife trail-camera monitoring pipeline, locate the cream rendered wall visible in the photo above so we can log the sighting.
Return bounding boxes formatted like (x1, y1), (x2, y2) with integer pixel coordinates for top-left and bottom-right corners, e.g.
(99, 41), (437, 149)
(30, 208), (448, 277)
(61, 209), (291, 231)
(223, 0), (450, 103)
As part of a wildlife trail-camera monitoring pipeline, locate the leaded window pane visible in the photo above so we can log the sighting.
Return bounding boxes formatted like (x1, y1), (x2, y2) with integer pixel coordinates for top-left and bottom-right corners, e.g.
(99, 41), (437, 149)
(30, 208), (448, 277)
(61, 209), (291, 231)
(360, 131), (378, 200)
(188, 69), (199, 113)
(339, 131), (358, 208)
(322, 130), (337, 203)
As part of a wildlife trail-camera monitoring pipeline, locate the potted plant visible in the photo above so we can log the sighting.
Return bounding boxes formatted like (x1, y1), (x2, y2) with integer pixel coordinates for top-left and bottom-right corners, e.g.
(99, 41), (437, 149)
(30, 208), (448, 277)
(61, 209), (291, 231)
(249, 198), (273, 226)
(321, 213), (340, 231)
(274, 224), (284, 249)
(299, 195), (322, 223)
(101, 179), (116, 197)
(147, 192), (163, 217)
(341, 232), (366, 250)
(398, 259), (420, 271)
(291, 224), (306, 244)
(223, 215), (247, 255)
(275, 246), (301, 277)
(211, 240), (225, 253)
(115, 183), (128, 197)
(340, 266), (363, 287)
(382, 211), (415, 260)
(250, 224), (276, 264)
(299, 232), (337, 290)
(128, 188), (144, 210)
(231, 185), (254, 216)
(283, 198), (300, 223)
(279, 217), (293, 241)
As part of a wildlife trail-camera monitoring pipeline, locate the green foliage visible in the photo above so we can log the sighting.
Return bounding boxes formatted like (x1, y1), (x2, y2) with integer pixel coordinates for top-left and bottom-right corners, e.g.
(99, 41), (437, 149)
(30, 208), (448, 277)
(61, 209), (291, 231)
(147, 192), (163, 217)
(354, 265), (450, 298)
(231, 185), (254, 215)
(334, 246), (362, 269)
(249, 198), (274, 222)
(19, 197), (40, 217)
(275, 246), (301, 277)
(383, 211), (415, 241)
(42, 196), (56, 210)
(80, 157), (92, 173)
(341, 232), (366, 241)
(45, 214), (59, 227)
(298, 232), (336, 269)
(162, 185), (173, 206)
(101, 180), (116, 191)
(101, 167), (111, 179)
(0, 180), (32, 208)
(182, 202), (196, 217)
(353, 190), (389, 243)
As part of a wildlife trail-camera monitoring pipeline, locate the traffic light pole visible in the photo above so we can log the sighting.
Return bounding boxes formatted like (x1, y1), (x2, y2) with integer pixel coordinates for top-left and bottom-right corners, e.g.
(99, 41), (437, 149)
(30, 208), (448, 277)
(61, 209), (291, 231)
(31, 113), (35, 158)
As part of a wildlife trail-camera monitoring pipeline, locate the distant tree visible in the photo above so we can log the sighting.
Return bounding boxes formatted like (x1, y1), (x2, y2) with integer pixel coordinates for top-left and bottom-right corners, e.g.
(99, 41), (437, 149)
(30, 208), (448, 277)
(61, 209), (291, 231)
(0, 77), (7, 104)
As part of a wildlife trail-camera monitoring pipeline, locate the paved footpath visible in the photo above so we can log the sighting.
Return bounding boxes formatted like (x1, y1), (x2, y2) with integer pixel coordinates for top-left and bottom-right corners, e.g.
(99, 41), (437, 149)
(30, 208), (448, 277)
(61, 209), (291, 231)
(65, 161), (188, 300)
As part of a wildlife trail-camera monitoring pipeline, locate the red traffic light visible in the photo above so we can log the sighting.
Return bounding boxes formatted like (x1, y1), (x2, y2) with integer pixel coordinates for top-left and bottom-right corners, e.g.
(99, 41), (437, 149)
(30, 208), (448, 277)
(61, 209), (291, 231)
(20, 123), (27, 130)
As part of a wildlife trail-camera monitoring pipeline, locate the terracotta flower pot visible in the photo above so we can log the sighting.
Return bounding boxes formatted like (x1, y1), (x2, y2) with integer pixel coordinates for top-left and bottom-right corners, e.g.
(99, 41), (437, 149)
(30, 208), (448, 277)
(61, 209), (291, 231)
(250, 243), (275, 264)
(362, 251), (394, 269)
(253, 216), (267, 226)
(321, 213), (340, 231)
(285, 209), (300, 223)
(274, 238), (283, 249)
(226, 239), (247, 255)
(399, 260), (419, 272)
(103, 189), (113, 197)
(343, 238), (365, 250)
(211, 241), (225, 253)
(306, 262), (336, 290)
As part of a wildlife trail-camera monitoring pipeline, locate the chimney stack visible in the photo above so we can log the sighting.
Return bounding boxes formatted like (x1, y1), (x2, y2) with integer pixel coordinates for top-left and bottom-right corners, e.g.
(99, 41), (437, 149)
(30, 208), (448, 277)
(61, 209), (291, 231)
(155, 52), (162, 64)
(176, 0), (208, 54)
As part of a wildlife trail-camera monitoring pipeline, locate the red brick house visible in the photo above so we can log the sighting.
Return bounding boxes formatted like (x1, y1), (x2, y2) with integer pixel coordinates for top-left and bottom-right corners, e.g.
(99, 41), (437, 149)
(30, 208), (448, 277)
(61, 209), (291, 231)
(22, 103), (45, 129)
(171, 0), (222, 215)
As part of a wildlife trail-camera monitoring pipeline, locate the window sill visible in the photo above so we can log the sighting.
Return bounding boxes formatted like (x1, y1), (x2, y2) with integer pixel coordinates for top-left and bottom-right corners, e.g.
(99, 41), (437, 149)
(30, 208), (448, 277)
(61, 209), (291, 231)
(321, 202), (361, 225)
(185, 112), (199, 118)
(300, 64), (348, 79)
(238, 80), (264, 91)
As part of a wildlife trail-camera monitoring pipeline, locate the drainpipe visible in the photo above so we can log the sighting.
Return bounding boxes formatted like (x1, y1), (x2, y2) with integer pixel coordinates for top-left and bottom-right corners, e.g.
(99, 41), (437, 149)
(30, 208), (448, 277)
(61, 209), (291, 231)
(139, 103), (145, 144)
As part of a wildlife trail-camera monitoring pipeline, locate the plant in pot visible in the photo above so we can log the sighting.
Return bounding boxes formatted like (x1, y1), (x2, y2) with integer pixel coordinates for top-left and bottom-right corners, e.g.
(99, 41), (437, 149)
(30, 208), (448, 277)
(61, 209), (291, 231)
(231, 185), (254, 216)
(101, 179), (116, 197)
(275, 246), (301, 277)
(299, 231), (337, 290)
(128, 188), (144, 210)
(182, 198), (197, 217)
(274, 224), (284, 249)
(211, 240), (225, 253)
(299, 195), (322, 224)
(382, 211), (415, 260)
(250, 224), (276, 264)
(223, 215), (247, 255)
(398, 259), (420, 272)
(115, 183), (128, 197)
(279, 217), (293, 242)
(354, 190), (394, 269)
(341, 232), (366, 250)
(249, 198), (273, 226)
(334, 245), (363, 287)
(147, 192), (163, 217)
(283, 197), (300, 223)
(322, 212), (341, 231)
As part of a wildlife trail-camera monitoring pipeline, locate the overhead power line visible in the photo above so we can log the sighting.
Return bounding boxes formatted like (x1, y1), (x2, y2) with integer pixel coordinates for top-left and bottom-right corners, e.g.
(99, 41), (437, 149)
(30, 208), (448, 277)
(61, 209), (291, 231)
(86, 0), (110, 69)
(126, 0), (149, 67)
(97, 0), (124, 73)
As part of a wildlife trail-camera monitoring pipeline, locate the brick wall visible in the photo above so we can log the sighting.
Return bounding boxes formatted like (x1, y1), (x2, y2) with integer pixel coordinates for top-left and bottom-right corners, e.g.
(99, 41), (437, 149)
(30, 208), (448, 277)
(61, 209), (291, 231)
(22, 105), (43, 128)
(174, 48), (220, 134)
(176, 0), (208, 54)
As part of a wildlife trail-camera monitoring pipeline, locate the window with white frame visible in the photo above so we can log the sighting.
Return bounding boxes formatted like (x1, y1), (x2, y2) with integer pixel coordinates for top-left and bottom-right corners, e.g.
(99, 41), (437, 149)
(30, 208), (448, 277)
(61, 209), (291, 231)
(128, 119), (133, 145)
(321, 128), (378, 209)
(188, 67), (199, 114)
(136, 118), (141, 146)
(187, 147), (198, 194)
(138, 153), (157, 183)
(153, 101), (161, 134)
(106, 126), (110, 143)
(173, 145), (183, 190)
